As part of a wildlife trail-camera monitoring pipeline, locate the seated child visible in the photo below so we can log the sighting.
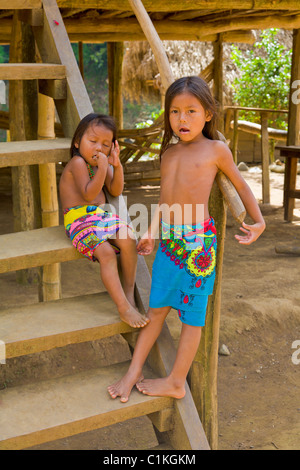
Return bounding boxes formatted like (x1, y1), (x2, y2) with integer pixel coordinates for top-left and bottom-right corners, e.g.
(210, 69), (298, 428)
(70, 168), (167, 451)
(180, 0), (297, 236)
(59, 113), (149, 328)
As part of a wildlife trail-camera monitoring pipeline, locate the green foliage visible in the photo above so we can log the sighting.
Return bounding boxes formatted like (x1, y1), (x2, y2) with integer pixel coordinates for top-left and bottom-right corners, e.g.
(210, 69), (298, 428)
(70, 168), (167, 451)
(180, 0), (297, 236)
(230, 29), (292, 129)
(135, 109), (163, 129)
(0, 45), (9, 64)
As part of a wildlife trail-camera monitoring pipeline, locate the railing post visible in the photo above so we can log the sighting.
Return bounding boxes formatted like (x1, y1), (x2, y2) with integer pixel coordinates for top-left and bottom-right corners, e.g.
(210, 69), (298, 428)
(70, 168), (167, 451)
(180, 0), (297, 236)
(260, 111), (270, 204)
(232, 108), (239, 164)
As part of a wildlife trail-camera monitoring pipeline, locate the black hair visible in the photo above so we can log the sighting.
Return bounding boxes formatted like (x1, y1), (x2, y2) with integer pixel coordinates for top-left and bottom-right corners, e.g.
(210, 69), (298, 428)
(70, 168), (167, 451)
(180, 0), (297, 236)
(70, 113), (117, 158)
(160, 76), (219, 159)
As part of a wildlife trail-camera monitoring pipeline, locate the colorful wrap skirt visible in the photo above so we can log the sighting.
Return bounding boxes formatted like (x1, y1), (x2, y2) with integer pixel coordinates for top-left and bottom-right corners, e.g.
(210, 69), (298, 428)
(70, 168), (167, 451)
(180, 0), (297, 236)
(64, 205), (128, 262)
(149, 217), (217, 327)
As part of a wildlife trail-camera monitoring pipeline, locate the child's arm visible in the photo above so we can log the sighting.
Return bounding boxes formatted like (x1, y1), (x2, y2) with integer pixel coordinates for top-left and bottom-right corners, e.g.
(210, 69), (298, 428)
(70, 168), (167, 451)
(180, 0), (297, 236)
(137, 202), (160, 255)
(105, 141), (124, 197)
(215, 141), (266, 245)
(71, 154), (108, 202)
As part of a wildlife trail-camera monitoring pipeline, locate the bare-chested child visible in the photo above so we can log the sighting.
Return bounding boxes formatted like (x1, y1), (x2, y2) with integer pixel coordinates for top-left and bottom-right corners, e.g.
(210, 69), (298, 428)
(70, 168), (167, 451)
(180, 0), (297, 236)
(107, 76), (265, 402)
(59, 113), (149, 328)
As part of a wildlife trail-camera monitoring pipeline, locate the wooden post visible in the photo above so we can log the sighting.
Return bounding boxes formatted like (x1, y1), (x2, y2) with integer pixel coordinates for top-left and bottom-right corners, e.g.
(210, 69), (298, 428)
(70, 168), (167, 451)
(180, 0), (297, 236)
(260, 111), (270, 204)
(188, 182), (226, 450)
(107, 42), (124, 129)
(78, 41), (84, 80)
(285, 29), (300, 221)
(232, 109), (239, 164)
(38, 93), (61, 301)
(9, 13), (40, 285)
(213, 34), (224, 134)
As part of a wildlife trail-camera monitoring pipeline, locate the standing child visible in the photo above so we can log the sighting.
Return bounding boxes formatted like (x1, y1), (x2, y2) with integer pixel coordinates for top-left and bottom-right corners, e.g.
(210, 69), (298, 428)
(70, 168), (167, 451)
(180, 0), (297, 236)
(107, 76), (265, 402)
(59, 113), (149, 328)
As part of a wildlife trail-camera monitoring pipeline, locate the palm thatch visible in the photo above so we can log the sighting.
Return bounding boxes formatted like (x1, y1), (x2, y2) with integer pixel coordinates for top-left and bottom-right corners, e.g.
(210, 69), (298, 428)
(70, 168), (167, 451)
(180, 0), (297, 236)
(122, 30), (293, 106)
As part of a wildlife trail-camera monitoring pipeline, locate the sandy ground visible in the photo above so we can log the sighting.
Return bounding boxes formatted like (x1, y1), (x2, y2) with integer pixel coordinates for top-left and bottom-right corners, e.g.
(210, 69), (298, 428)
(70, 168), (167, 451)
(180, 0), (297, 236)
(0, 166), (299, 451)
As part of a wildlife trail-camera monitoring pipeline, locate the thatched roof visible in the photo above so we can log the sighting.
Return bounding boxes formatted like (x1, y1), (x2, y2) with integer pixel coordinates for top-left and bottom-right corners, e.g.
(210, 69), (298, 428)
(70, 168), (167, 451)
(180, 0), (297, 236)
(122, 29), (293, 106)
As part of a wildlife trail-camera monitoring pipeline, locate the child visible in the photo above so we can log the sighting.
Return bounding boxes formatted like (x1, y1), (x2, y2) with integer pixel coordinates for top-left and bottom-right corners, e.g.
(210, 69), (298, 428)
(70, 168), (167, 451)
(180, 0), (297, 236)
(107, 76), (265, 402)
(59, 113), (149, 328)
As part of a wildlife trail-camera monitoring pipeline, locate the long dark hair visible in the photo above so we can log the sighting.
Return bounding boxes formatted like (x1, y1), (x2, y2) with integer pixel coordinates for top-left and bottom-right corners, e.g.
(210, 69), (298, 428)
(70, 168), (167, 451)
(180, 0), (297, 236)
(70, 113), (117, 158)
(160, 76), (219, 159)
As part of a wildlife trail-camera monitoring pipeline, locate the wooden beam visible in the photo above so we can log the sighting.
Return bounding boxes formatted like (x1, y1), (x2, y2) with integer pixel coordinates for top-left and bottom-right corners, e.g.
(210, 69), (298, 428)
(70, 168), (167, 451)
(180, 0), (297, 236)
(66, 30), (256, 44)
(0, 0), (41, 8)
(55, 1), (300, 11)
(62, 16), (300, 37)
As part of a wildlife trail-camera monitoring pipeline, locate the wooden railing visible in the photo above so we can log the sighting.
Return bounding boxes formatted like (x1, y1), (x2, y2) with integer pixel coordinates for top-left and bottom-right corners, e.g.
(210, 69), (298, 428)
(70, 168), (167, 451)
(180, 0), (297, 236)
(225, 105), (289, 204)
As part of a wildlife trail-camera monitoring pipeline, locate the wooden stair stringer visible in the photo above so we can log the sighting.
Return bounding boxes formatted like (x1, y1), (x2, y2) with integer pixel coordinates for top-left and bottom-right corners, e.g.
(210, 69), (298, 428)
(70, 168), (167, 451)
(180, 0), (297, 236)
(32, 0), (93, 138)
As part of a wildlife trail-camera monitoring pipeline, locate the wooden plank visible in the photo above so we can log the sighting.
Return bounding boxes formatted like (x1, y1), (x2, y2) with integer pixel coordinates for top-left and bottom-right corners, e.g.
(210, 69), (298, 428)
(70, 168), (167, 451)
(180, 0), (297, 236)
(0, 64), (66, 80)
(0, 361), (173, 450)
(0, 138), (71, 167)
(0, 292), (134, 358)
(0, 225), (83, 274)
(0, 0), (41, 7)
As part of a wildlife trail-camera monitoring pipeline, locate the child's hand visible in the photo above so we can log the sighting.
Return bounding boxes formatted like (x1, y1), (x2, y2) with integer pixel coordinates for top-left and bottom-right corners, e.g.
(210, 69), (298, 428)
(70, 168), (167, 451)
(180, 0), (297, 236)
(92, 152), (108, 168)
(108, 140), (121, 168)
(137, 233), (155, 256)
(235, 221), (265, 245)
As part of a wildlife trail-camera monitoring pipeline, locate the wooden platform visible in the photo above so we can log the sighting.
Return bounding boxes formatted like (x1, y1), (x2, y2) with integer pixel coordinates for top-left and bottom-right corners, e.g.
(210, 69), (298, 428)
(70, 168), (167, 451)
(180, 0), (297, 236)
(0, 361), (173, 450)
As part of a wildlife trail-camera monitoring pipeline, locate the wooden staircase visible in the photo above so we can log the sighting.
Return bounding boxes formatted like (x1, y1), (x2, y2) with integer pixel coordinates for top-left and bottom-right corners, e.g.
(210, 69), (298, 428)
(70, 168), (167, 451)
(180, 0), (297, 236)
(0, 0), (210, 450)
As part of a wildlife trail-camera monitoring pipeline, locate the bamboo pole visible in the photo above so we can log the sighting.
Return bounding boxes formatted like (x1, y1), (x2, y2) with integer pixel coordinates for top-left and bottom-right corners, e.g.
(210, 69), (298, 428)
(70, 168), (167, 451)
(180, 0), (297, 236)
(38, 93), (62, 301)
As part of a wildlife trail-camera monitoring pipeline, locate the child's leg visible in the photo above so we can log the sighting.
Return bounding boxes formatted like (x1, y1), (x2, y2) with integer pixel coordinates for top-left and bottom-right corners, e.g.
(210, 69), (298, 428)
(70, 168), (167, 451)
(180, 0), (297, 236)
(107, 305), (171, 402)
(136, 323), (202, 399)
(93, 241), (148, 328)
(108, 226), (137, 308)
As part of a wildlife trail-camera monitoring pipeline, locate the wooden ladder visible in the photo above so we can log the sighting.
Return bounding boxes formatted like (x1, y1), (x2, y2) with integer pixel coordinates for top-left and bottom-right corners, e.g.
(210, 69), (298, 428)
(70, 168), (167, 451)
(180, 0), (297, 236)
(0, 0), (210, 450)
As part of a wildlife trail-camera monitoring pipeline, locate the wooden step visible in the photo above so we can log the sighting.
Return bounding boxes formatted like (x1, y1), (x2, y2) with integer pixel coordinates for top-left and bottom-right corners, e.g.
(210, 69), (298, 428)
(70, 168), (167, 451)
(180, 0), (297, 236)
(0, 225), (82, 274)
(0, 292), (135, 359)
(0, 361), (173, 450)
(0, 138), (71, 168)
(0, 0), (41, 8)
(0, 63), (66, 80)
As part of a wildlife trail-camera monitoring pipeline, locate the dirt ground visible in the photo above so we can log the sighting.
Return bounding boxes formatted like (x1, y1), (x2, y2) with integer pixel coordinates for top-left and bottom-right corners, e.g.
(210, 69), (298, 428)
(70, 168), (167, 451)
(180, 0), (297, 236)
(0, 166), (299, 451)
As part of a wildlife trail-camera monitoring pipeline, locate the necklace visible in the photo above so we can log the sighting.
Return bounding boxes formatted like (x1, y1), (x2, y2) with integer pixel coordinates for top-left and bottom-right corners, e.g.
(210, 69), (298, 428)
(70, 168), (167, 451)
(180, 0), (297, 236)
(86, 163), (95, 180)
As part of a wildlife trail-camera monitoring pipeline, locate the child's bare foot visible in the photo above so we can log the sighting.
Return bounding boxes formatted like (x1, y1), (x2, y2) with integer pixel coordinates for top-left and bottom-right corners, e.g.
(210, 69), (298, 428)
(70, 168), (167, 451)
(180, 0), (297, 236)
(136, 377), (186, 399)
(118, 303), (150, 328)
(107, 371), (144, 403)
